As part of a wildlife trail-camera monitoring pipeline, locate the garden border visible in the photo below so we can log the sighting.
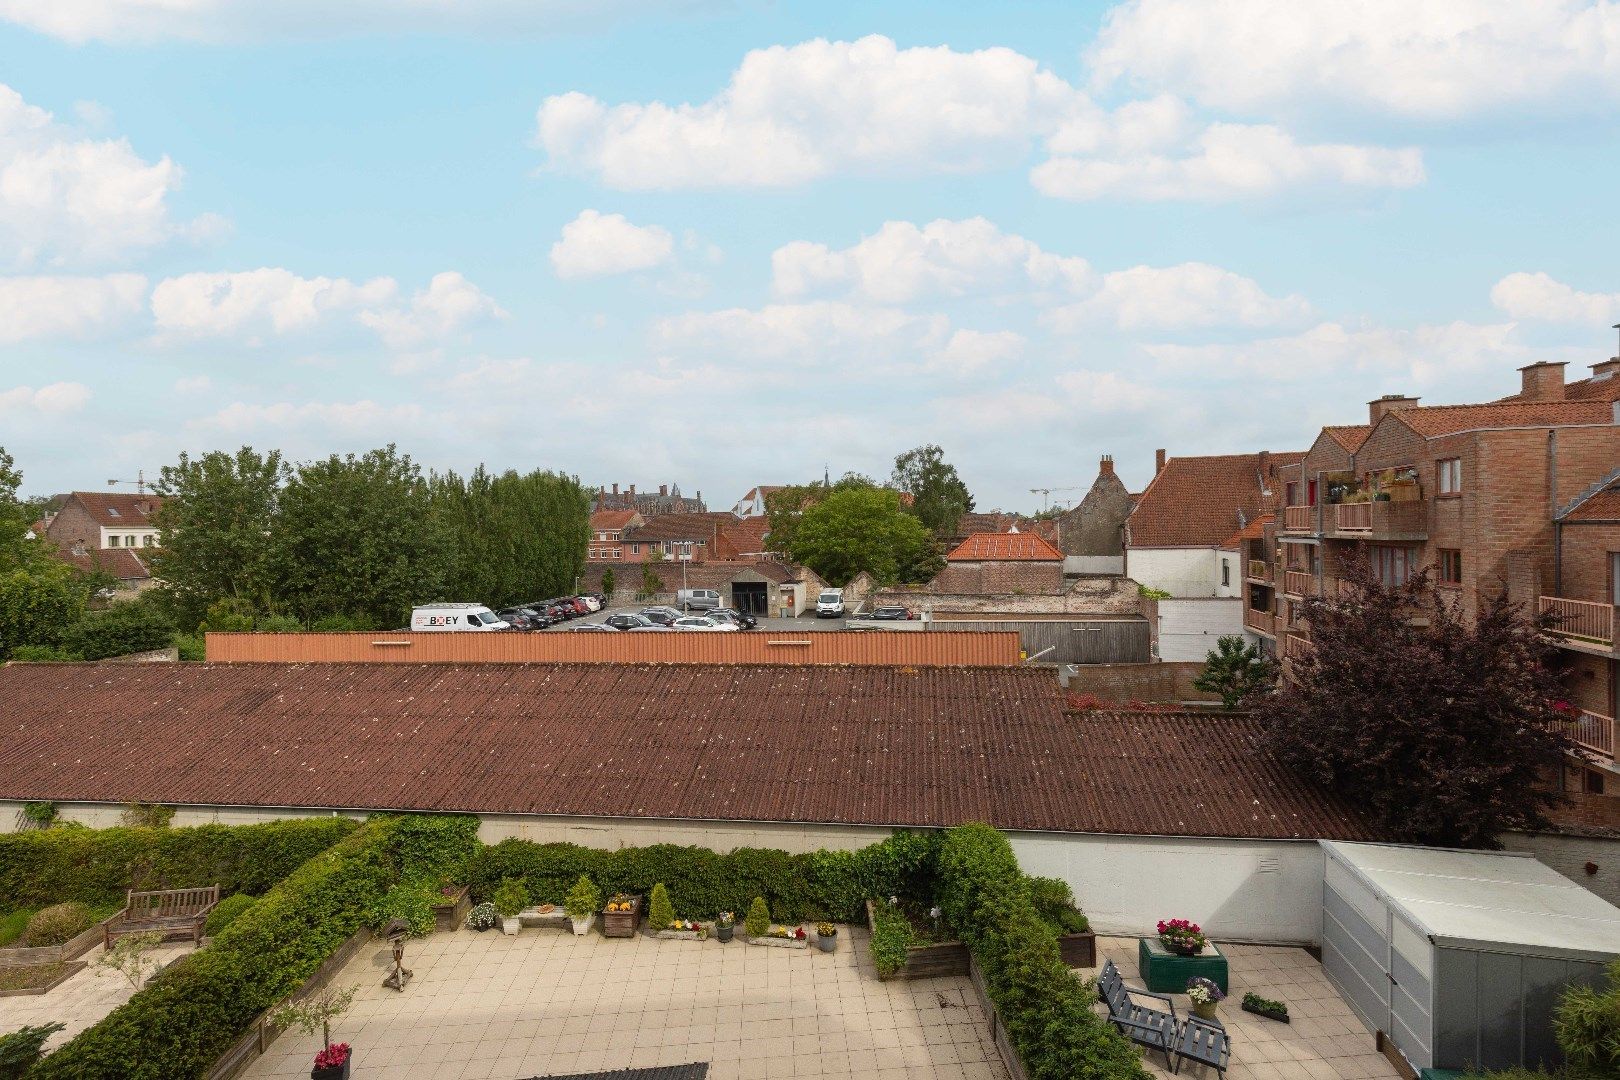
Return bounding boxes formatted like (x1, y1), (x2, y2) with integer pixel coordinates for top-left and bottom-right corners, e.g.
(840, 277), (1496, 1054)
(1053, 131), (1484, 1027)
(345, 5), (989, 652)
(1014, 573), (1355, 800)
(0, 913), (119, 968)
(864, 898), (968, 979)
(0, 959), (87, 998)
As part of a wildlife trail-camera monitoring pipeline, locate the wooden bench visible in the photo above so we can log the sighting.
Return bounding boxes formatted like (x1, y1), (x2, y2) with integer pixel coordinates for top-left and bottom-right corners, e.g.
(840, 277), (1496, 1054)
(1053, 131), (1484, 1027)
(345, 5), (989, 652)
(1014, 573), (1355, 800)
(105, 885), (220, 949)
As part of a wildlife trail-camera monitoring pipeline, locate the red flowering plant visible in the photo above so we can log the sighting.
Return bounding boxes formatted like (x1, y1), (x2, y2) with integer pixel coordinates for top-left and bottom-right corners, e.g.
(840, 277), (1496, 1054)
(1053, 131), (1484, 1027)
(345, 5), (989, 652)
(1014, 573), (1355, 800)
(1156, 918), (1207, 955)
(793, 927), (807, 941)
(314, 1043), (351, 1069)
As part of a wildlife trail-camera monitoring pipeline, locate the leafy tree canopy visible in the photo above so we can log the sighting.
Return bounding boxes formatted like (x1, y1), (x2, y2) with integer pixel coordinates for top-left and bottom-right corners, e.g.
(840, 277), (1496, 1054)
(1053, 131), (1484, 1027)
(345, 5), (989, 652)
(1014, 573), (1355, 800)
(890, 444), (974, 535)
(1259, 558), (1575, 848)
(1194, 635), (1277, 710)
(786, 483), (942, 586)
(763, 472), (873, 557)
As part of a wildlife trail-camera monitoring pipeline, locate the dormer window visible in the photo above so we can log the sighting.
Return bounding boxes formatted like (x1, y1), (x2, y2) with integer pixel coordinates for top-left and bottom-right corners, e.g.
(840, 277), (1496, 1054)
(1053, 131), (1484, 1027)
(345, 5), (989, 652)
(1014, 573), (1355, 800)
(106, 508), (120, 517)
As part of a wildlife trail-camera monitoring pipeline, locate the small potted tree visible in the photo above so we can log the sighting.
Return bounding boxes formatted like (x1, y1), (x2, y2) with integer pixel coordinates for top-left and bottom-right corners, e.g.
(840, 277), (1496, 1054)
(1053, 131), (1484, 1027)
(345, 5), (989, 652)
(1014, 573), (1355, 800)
(745, 897), (770, 941)
(269, 985), (357, 1080)
(564, 875), (600, 937)
(493, 878), (527, 936)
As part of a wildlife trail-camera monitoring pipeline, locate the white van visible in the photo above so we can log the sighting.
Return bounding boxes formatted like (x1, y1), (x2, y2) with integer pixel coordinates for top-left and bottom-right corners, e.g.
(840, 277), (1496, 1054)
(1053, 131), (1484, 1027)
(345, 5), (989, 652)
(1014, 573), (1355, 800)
(816, 589), (845, 618)
(411, 604), (510, 632)
(676, 588), (721, 611)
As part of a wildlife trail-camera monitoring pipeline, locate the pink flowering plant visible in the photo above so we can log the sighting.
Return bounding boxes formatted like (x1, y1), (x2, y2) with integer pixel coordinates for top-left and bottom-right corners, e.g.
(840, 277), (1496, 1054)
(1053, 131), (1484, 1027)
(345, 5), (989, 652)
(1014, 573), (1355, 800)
(313, 1043), (351, 1069)
(1156, 918), (1208, 954)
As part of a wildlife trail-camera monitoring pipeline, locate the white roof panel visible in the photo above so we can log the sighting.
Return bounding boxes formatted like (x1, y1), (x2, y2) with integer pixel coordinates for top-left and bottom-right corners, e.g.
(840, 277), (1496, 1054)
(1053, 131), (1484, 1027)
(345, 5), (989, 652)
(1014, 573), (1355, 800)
(1322, 841), (1620, 960)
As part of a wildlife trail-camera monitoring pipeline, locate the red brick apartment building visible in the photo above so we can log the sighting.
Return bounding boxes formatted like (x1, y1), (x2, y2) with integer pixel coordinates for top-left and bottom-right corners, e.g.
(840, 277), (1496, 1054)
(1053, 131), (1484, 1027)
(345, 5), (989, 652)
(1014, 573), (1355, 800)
(1244, 359), (1620, 785)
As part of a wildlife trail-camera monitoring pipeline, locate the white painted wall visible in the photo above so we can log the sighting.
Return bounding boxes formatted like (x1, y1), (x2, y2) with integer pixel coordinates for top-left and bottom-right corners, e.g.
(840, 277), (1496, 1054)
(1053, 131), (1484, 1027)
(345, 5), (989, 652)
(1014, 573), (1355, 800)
(1126, 547), (1218, 597)
(1011, 832), (1325, 944)
(1156, 597), (1245, 662)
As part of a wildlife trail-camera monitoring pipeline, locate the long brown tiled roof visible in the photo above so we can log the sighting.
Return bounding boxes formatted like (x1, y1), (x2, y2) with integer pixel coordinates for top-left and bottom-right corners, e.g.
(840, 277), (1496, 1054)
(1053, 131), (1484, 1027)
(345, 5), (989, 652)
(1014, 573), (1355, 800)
(0, 664), (1374, 841)
(1128, 451), (1303, 549)
(1392, 400), (1610, 437)
(945, 532), (1063, 562)
(49, 547), (151, 580)
(62, 492), (165, 528)
(622, 512), (735, 544)
(1323, 425), (1372, 452)
(590, 509), (639, 532)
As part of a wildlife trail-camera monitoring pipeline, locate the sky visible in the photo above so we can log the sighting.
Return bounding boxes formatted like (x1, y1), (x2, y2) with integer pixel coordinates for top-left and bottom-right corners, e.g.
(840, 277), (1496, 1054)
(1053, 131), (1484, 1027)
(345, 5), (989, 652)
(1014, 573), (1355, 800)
(2, 1), (1619, 512)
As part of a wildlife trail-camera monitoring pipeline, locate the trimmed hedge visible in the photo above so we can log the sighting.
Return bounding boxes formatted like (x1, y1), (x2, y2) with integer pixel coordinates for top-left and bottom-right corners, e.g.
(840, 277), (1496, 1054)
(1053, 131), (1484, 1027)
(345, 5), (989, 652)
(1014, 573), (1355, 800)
(0, 818), (358, 911)
(466, 831), (941, 924)
(938, 824), (1146, 1080)
(28, 815), (458, 1079)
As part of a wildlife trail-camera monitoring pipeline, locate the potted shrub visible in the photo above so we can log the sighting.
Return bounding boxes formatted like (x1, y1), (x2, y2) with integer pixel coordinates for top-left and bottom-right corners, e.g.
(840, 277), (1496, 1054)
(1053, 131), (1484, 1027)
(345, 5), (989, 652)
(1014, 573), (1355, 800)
(492, 878), (527, 936)
(815, 922), (838, 954)
(601, 893), (641, 938)
(564, 875), (600, 937)
(744, 897), (770, 940)
(1157, 918), (1207, 956)
(715, 911), (735, 943)
(269, 985), (357, 1080)
(466, 902), (498, 932)
(1241, 991), (1289, 1023)
(1187, 976), (1225, 1021)
(648, 884), (675, 931)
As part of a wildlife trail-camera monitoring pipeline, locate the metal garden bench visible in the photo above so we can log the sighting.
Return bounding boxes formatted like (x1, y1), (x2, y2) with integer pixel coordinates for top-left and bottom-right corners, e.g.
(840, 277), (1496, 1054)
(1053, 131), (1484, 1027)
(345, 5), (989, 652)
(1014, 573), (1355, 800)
(1098, 958), (1179, 1067)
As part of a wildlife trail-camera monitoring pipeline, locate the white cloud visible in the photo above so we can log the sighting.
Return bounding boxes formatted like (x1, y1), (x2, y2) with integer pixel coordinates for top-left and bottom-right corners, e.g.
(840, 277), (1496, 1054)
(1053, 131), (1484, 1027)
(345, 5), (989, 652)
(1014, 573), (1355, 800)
(173, 374), (212, 393)
(357, 271), (506, 348)
(193, 398), (426, 434)
(1045, 262), (1310, 331)
(536, 35), (1081, 189)
(0, 83), (208, 267)
(655, 300), (949, 365)
(772, 217), (1093, 304)
(549, 209), (674, 279)
(0, 381), (91, 414)
(1089, 0), (1620, 120)
(1032, 123), (1423, 201)
(151, 268), (396, 338)
(1490, 271), (1620, 324)
(931, 329), (1025, 376)
(0, 273), (147, 343)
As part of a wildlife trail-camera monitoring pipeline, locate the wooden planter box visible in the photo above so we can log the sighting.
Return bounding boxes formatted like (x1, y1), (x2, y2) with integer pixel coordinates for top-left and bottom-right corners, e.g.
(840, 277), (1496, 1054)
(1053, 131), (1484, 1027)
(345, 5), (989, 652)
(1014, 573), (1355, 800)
(0, 960), (86, 997)
(865, 899), (968, 980)
(601, 897), (641, 938)
(431, 886), (471, 933)
(748, 931), (809, 949)
(1057, 931), (1096, 968)
(0, 914), (117, 968)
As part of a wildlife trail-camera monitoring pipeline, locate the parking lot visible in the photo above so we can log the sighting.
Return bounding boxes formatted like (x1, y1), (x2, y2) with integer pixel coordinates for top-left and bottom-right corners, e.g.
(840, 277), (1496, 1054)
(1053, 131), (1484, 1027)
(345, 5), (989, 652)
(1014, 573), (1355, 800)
(588, 606), (848, 632)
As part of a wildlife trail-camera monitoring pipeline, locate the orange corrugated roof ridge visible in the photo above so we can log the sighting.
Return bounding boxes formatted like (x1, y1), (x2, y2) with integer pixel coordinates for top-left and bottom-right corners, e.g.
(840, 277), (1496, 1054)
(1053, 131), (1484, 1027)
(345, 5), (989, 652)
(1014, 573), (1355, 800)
(945, 531), (1064, 562)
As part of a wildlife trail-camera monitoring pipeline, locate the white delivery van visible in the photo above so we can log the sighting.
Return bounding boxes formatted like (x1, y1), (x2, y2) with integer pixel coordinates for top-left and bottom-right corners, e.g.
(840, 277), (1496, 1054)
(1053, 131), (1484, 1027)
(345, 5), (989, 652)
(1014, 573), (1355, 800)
(676, 588), (721, 611)
(411, 604), (510, 631)
(815, 589), (845, 618)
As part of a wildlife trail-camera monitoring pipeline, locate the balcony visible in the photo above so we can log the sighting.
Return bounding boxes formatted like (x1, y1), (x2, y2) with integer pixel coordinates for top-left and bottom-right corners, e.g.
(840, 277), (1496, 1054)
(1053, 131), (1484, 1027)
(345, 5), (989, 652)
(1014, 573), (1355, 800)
(1243, 607), (1275, 637)
(1326, 499), (1428, 541)
(1247, 558), (1271, 583)
(1282, 570), (1315, 597)
(1282, 505), (1315, 534)
(1564, 709), (1616, 763)
(1282, 634), (1315, 662)
(1540, 596), (1616, 652)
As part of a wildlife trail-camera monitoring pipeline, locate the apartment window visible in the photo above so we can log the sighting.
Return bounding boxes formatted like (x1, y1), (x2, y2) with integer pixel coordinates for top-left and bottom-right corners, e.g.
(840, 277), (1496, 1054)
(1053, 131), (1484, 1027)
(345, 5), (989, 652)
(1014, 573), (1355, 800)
(1438, 549), (1462, 585)
(611, 548), (622, 560)
(1437, 457), (1462, 496)
(1221, 560), (1231, 587)
(1587, 769), (1607, 796)
(1285, 482), (1299, 506)
(107, 535), (120, 547)
(1370, 545), (1421, 588)
(142, 534), (155, 547)
(631, 543), (641, 555)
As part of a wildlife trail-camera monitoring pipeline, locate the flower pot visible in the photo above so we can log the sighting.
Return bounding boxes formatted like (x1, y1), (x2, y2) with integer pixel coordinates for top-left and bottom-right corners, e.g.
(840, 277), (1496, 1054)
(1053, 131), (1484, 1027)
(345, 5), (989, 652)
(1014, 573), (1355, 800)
(816, 932), (837, 953)
(311, 1053), (352, 1080)
(1163, 939), (1202, 957)
(499, 914), (520, 936)
(1193, 1001), (1219, 1021)
(716, 924), (734, 942)
(569, 914), (594, 937)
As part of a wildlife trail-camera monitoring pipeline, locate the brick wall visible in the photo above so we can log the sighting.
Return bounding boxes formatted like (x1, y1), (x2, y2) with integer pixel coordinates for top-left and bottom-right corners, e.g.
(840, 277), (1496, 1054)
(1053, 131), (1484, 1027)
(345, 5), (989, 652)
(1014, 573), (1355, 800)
(1508, 827), (1620, 907)
(43, 501), (101, 551)
(1559, 522), (1620, 605)
(873, 574), (1142, 616)
(930, 560), (1064, 594)
(1058, 463), (1131, 557)
(1060, 661), (1221, 704)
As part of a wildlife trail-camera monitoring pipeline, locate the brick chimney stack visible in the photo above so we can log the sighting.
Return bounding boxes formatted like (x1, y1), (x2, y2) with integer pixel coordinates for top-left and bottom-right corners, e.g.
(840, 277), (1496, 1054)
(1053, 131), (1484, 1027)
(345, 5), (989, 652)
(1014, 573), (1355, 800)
(612, 483), (620, 495)
(1518, 361), (1568, 402)
(1098, 454), (1115, 478)
(1155, 448), (1166, 475)
(629, 484), (636, 496)
(1591, 358), (1620, 379)
(659, 484), (668, 497)
(1368, 394), (1420, 424)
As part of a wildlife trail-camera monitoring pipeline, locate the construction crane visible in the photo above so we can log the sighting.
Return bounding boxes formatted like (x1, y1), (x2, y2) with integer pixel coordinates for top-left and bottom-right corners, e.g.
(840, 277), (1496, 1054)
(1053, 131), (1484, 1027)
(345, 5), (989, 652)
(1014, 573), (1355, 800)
(107, 470), (151, 495)
(1028, 485), (1085, 513)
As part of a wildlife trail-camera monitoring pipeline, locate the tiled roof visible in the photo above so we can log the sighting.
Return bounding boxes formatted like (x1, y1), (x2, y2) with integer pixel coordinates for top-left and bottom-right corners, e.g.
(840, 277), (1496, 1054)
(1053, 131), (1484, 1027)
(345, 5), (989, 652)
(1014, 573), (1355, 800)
(623, 513), (734, 544)
(0, 664), (1374, 841)
(1323, 425), (1372, 452)
(1392, 400), (1610, 437)
(1565, 483), (1620, 523)
(49, 547), (151, 580)
(945, 532), (1063, 562)
(1499, 370), (1620, 404)
(1221, 513), (1273, 549)
(1128, 452), (1302, 549)
(590, 510), (639, 531)
(63, 492), (164, 528)
(714, 517), (770, 559)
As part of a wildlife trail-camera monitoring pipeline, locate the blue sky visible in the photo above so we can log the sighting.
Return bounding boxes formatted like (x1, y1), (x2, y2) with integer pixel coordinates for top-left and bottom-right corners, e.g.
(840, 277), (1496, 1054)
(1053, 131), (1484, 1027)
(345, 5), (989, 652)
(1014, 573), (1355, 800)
(2, 1), (1618, 511)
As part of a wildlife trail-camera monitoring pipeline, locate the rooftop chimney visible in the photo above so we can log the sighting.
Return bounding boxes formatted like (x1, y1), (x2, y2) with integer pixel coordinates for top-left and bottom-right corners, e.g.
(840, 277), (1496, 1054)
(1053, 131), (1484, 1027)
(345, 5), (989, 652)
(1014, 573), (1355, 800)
(1098, 454), (1115, 478)
(1155, 448), (1166, 475)
(1592, 358), (1620, 380)
(612, 483), (620, 495)
(659, 484), (668, 497)
(1368, 394), (1420, 424)
(1519, 361), (1568, 402)
(629, 484), (636, 496)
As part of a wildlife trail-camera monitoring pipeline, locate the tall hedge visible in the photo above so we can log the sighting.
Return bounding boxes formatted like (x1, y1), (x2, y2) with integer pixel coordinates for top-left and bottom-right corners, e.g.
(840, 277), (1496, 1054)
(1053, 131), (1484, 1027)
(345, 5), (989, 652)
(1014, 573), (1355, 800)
(30, 815), (466, 1079)
(467, 831), (941, 923)
(937, 824), (1146, 1080)
(0, 818), (358, 911)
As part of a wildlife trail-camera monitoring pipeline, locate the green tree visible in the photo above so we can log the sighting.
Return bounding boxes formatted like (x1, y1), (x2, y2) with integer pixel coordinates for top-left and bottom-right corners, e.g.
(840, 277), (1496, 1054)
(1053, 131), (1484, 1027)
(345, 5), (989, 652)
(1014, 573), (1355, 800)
(1193, 635), (1277, 710)
(272, 445), (449, 628)
(150, 447), (287, 629)
(599, 567), (616, 599)
(764, 472), (875, 557)
(640, 552), (665, 599)
(431, 467), (590, 609)
(891, 444), (974, 535)
(0, 447), (90, 658)
(788, 484), (942, 585)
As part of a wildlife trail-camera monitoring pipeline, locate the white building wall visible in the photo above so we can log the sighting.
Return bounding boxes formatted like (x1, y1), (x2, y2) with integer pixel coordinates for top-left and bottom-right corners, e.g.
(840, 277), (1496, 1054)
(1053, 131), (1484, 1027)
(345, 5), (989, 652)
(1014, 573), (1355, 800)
(1156, 597), (1246, 662)
(1126, 547), (1218, 597)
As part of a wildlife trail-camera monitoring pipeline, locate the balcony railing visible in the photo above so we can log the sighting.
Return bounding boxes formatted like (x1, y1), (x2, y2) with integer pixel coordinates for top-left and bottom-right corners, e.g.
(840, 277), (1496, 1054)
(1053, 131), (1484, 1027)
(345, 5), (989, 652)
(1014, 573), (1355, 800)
(1540, 596), (1616, 649)
(1243, 607), (1275, 636)
(1334, 502), (1372, 531)
(1283, 634), (1315, 662)
(1247, 558), (1270, 583)
(1325, 499), (1428, 540)
(1283, 570), (1314, 597)
(1282, 505), (1315, 533)
(1564, 709), (1616, 761)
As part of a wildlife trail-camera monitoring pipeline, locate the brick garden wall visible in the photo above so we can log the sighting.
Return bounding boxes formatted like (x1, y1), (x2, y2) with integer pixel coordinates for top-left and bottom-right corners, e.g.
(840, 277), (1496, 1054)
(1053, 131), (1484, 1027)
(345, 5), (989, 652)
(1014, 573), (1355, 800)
(1060, 661), (1221, 704)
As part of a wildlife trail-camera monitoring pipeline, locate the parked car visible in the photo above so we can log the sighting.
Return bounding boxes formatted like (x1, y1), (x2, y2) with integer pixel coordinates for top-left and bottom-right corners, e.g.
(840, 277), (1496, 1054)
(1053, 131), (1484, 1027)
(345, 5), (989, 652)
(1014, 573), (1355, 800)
(815, 589), (845, 618)
(497, 607), (546, 630)
(639, 608), (681, 626)
(625, 625), (675, 632)
(708, 608), (756, 629)
(671, 616), (737, 631)
(871, 606), (916, 620)
(411, 604), (510, 631)
(569, 623), (618, 631)
(604, 613), (657, 631)
(676, 588), (722, 611)
(579, 595), (602, 613)
(566, 597), (591, 617)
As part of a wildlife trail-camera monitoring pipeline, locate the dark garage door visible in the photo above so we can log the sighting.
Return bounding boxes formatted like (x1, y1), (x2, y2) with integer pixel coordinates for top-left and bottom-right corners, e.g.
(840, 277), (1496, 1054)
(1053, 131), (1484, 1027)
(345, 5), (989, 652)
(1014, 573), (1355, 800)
(732, 582), (769, 615)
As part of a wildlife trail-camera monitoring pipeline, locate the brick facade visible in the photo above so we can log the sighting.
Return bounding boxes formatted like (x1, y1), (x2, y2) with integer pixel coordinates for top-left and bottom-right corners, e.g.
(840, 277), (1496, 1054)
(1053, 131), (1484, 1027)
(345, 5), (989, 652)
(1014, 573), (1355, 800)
(1056, 456), (1131, 557)
(928, 560), (1064, 594)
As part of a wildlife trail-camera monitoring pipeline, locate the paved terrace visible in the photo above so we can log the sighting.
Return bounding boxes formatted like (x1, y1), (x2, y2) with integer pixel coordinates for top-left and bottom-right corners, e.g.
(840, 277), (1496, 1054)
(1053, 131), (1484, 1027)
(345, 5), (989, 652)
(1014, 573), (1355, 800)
(0, 942), (196, 1052)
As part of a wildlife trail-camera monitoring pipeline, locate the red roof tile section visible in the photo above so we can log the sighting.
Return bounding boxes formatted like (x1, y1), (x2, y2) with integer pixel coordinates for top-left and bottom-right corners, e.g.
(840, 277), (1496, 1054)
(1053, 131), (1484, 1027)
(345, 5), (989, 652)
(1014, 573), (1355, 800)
(590, 510), (639, 531)
(1391, 400), (1610, 437)
(0, 664), (1374, 840)
(63, 492), (165, 528)
(1565, 484), (1620, 522)
(1128, 452), (1302, 549)
(49, 548), (151, 580)
(1323, 426), (1372, 452)
(945, 532), (1063, 562)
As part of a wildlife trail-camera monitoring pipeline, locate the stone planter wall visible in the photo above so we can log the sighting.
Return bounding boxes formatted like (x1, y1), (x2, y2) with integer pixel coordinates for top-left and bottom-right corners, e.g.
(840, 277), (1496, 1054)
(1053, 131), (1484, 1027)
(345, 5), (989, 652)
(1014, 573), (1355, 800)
(0, 914), (118, 968)
(430, 886), (471, 933)
(653, 926), (710, 942)
(0, 960), (86, 997)
(864, 899), (968, 980)
(747, 932), (809, 949)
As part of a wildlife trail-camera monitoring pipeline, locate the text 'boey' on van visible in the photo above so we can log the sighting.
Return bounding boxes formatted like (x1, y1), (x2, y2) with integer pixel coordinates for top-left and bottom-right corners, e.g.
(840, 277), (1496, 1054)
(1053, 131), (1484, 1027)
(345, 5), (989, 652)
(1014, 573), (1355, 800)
(410, 604), (510, 631)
